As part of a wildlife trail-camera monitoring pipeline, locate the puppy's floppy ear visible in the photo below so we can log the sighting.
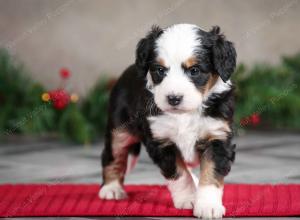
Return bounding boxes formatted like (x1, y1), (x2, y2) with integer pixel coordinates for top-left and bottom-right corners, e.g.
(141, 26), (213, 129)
(210, 26), (237, 82)
(135, 25), (163, 75)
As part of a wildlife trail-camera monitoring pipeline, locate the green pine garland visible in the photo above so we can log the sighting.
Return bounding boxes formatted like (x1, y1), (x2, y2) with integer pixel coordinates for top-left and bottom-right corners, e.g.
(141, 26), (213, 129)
(1, 48), (300, 144)
(234, 53), (300, 129)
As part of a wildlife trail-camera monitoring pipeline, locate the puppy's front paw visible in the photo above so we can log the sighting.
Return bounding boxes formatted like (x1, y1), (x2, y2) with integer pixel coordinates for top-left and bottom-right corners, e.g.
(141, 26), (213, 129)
(168, 172), (196, 210)
(98, 181), (127, 200)
(173, 195), (194, 209)
(193, 201), (225, 219)
(193, 185), (225, 219)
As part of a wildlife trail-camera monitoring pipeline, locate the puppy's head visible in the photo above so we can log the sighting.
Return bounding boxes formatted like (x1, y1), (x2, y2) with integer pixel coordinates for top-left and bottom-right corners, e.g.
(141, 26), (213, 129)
(136, 24), (236, 113)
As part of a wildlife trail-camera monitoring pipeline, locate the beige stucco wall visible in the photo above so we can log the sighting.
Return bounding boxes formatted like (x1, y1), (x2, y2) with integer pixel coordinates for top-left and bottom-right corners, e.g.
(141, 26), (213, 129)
(1, 0), (300, 95)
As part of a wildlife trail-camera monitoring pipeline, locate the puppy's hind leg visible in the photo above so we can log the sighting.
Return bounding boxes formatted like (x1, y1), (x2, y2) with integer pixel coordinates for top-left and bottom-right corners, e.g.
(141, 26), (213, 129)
(99, 127), (138, 200)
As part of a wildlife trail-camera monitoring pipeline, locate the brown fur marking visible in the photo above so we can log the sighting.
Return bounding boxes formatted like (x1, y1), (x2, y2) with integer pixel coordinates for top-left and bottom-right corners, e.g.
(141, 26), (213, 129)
(102, 148), (128, 184)
(201, 74), (219, 95)
(206, 121), (230, 142)
(183, 56), (198, 68)
(102, 129), (138, 185)
(157, 58), (166, 67)
(199, 149), (224, 188)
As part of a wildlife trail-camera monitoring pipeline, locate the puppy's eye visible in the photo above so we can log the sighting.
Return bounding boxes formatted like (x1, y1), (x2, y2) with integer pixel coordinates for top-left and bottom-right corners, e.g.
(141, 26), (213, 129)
(156, 67), (166, 76)
(188, 66), (201, 77)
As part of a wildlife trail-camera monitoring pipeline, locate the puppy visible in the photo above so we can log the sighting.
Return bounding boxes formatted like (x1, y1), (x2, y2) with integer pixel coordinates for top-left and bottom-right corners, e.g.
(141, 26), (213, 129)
(99, 24), (236, 219)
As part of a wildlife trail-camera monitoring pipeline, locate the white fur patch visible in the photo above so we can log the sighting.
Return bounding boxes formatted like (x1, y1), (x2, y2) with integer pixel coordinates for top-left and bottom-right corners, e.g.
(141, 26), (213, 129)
(190, 169), (199, 184)
(126, 155), (139, 174)
(194, 185), (225, 219)
(156, 24), (200, 65)
(98, 180), (127, 200)
(204, 77), (232, 102)
(167, 170), (196, 209)
(148, 112), (229, 163)
(146, 71), (154, 90)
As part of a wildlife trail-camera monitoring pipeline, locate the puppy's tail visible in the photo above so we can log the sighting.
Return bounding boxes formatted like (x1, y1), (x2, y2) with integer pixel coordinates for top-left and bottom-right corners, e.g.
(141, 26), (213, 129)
(126, 143), (141, 174)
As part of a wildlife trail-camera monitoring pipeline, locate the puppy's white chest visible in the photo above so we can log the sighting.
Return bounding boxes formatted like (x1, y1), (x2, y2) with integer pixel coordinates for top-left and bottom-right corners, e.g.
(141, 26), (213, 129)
(148, 112), (228, 163)
(148, 112), (200, 162)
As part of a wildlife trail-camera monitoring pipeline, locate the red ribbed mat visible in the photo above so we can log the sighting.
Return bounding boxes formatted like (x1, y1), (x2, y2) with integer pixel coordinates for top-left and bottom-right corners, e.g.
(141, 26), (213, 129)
(0, 184), (299, 217)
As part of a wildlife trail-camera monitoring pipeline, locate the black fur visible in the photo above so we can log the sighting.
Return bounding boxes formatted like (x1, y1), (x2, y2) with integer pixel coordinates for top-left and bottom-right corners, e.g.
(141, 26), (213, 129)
(196, 26), (237, 83)
(136, 25), (164, 76)
(101, 25), (236, 182)
(101, 128), (113, 167)
(209, 139), (236, 176)
(203, 87), (235, 121)
(210, 26), (237, 82)
(128, 142), (141, 156)
(144, 140), (179, 179)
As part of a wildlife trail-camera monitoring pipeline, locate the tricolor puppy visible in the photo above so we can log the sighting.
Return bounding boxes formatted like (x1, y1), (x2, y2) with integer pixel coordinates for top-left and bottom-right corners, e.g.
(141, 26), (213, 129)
(99, 24), (236, 219)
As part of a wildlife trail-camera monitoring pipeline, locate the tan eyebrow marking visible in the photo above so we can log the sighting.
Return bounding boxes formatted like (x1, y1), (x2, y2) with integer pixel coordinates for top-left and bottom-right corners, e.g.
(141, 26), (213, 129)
(157, 58), (166, 67)
(183, 56), (198, 68)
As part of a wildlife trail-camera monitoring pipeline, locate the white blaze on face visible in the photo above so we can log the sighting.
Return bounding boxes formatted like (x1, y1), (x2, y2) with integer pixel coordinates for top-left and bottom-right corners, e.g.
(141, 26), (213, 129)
(148, 24), (203, 112)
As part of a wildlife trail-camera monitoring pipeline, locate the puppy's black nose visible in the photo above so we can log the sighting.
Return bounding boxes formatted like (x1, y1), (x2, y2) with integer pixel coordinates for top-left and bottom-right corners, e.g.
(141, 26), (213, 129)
(167, 95), (183, 106)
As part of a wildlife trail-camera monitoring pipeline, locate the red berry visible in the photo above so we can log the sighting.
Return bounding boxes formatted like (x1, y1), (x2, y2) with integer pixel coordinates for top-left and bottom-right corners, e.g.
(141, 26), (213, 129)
(251, 113), (261, 126)
(60, 68), (71, 79)
(49, 89), (70, 110)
